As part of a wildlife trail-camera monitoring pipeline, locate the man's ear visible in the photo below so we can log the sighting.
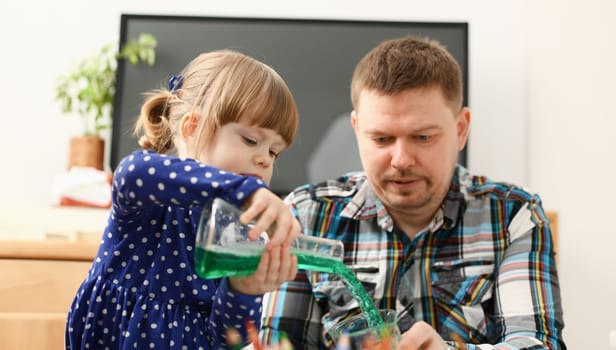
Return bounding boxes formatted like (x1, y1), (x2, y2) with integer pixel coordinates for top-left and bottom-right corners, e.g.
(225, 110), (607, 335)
(179, 112), (200, 139)
(456, 107), (471, 151)
(350, 110), (359, 132)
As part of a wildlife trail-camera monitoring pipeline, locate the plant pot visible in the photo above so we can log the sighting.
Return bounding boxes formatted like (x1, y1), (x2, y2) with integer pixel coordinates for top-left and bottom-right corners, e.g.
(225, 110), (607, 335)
(68, 135), (104, 171)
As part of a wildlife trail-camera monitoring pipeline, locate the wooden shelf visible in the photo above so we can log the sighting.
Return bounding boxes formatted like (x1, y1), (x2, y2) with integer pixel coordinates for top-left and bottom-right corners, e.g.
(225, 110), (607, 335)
(0, 239), (97, 350)
(0, 239), (99, 261)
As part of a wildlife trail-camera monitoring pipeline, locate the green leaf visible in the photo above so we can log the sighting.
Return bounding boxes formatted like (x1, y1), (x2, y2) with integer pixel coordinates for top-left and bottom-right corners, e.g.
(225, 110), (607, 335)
(54, 32), (158, 136)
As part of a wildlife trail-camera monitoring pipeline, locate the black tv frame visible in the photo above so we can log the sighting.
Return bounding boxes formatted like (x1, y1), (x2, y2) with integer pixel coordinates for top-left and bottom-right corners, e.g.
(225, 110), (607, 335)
(112, 14), (468, 196)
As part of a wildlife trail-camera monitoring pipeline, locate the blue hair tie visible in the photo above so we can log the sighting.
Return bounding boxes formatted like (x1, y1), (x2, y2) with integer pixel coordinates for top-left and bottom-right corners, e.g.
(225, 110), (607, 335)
(168, 74), (184, 93)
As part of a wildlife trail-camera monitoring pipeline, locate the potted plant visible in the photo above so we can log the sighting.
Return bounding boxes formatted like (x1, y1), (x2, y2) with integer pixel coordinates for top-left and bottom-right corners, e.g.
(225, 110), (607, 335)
(56, 33), (157, 171)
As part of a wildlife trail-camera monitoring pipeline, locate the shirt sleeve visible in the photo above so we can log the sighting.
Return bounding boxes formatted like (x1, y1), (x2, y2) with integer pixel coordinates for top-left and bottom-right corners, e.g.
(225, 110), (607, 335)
(112, 150), (268, 212)
(261, 272), (326, 350)
(476, 199), (565, 350)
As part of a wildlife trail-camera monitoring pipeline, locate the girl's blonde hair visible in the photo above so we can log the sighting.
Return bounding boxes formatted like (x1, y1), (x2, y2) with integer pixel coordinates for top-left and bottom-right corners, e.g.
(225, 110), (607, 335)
(134, 50), (299, 157)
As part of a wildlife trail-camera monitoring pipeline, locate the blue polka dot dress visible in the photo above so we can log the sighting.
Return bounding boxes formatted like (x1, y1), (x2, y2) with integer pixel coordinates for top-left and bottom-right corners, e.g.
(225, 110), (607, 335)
(66, 150), (268, 349)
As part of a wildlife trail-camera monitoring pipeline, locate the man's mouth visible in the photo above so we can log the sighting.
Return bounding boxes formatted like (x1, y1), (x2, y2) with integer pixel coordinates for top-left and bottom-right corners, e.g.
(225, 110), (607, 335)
(388, 177), (419, 184)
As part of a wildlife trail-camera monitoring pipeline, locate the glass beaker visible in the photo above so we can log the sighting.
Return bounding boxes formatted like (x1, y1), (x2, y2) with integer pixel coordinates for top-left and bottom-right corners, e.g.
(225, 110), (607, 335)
(329, 309), (400, 350)
(195, 198), (344, 279)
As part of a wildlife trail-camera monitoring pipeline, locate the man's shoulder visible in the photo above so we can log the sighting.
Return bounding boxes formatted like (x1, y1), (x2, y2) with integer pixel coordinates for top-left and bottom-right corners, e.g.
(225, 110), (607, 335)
(285, 172), (367, 206)
(457, 166), (539, 203)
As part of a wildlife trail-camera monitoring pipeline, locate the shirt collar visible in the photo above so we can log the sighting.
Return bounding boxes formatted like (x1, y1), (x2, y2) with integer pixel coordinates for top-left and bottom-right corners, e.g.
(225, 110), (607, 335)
(339, 166), (468, 233)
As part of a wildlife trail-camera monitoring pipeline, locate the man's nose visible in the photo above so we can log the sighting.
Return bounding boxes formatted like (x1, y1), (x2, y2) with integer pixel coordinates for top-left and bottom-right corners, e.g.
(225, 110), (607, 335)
(390, 140), (416, 170)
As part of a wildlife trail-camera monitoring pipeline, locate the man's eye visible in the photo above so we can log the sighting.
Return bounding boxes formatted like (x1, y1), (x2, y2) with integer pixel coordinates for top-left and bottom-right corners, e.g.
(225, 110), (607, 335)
(374, 136), (392, 144)
(242, 136), (257, 145)
(415, 135), (432, 142)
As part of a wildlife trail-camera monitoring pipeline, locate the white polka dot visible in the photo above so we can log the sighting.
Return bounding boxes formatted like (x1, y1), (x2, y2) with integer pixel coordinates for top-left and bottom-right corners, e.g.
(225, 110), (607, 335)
(170, 172), (177, 179)
(184, 165), (192, 172)
(190, 177), (198, 184)
(212, 182), (219, 188)
(148, 167), (156, 175)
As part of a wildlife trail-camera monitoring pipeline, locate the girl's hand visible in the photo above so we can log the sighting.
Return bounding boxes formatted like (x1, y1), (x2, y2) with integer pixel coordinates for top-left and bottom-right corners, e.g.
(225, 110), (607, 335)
(229, 244), (298, 294)
(228, 188), (301, 294)
(240, 188), (301, 248)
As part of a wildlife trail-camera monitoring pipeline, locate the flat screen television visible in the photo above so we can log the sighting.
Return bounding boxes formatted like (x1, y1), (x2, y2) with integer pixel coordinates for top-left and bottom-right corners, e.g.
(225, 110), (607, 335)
(112, 14), (468, 196)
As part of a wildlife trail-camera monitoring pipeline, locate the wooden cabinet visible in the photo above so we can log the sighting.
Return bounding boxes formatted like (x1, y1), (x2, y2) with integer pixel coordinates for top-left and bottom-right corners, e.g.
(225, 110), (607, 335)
(0, 240), (98, 350)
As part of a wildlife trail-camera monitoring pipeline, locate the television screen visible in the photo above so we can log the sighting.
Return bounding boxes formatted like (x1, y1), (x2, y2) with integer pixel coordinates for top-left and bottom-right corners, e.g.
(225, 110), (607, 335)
(112, 14), (468, 196)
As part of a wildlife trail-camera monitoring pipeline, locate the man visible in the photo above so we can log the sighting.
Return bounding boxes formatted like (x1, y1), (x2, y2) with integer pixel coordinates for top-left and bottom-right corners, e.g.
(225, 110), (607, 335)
(261, 36), (565, 350)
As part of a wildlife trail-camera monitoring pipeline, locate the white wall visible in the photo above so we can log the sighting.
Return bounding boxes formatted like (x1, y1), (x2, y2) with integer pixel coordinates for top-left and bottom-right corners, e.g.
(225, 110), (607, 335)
(0, 0), (613, 348)
(524, 1), (616, 348)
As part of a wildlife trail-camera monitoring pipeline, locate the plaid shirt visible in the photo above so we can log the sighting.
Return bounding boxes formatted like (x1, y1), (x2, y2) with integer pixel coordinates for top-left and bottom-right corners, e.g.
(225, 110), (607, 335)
(262, 165), (565, 350)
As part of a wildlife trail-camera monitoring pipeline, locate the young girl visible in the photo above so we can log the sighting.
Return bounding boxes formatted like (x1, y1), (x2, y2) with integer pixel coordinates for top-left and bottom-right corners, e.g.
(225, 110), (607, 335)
(66, 50), (301, 349)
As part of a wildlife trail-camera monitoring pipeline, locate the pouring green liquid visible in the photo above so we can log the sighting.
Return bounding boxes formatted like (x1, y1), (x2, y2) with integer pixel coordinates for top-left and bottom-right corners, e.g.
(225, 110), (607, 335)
(195, 198), (384, 329)
(194, 246), (383, 328)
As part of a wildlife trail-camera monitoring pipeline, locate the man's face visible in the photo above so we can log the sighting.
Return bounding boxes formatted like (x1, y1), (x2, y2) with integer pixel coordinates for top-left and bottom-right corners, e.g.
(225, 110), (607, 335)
(351, 87), (470, 218)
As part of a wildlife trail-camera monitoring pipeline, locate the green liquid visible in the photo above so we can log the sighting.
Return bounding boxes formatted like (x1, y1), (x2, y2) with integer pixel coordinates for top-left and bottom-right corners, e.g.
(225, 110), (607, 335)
(195, 246), (383, 328)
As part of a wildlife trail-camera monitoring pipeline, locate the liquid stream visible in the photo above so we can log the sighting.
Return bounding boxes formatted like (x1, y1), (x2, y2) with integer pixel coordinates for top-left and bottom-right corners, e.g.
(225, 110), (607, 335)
(195, 245), (383, 328)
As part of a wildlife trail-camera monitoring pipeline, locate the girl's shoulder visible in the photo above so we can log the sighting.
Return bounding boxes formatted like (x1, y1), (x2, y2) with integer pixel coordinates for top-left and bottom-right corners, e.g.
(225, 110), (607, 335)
(115, 150), (203, 174)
